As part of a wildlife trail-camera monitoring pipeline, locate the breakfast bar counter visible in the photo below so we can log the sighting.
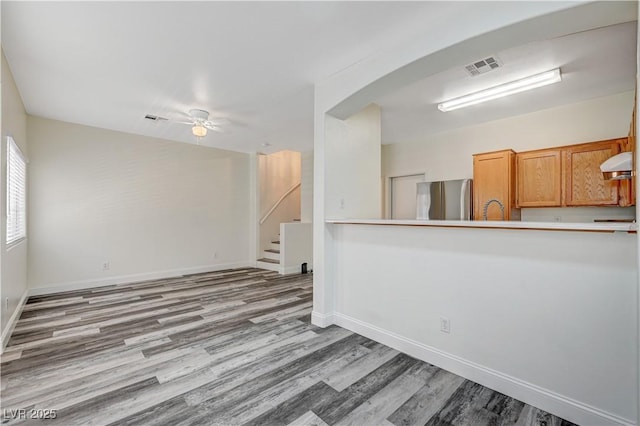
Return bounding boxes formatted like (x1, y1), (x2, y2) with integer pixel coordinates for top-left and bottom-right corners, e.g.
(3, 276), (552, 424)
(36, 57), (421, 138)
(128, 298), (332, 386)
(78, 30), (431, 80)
(325, 218), (636, 233)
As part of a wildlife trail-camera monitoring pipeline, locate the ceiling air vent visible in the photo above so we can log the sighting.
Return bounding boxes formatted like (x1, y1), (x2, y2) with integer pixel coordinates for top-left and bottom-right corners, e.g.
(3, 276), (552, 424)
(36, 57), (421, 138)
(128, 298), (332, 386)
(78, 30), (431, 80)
(464, 56), (502, 77)
(144, 114), (168, 121)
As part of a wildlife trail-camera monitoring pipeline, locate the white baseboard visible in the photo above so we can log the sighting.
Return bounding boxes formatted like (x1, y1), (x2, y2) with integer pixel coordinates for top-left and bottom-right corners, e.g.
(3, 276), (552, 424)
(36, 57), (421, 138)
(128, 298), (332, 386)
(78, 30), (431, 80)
(311, 311), (335, 328)
(255, 260), (280, 273)
(280, 263), (313, 276)
(29, 261), (253, 296)
(1, 289), (29, 353)
(332, 312), (635, 426)
(281, 266), (301, 275)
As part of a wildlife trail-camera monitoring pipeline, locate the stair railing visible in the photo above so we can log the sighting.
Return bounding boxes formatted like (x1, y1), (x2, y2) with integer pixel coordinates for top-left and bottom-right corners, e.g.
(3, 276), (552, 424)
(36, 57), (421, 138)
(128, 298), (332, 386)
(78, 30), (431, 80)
(259, 182), (301, 225)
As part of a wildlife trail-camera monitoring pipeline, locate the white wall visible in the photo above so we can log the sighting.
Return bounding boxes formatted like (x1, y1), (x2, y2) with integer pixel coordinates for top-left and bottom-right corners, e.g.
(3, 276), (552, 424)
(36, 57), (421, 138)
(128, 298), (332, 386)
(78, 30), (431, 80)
(523, 206), (634, 223)
(382, 92), (636, 222)
(27, 116), (251, 291)
(258, 150), (301, 254)
(259, 150), (301, 218)
(325, 104), (382, 219)
(280, 222), (313, 275)
(332, 224), (637, 425)
(1, 50), (28, 341)
(313, 103), (382, 324)
(301, 151), (313, 223)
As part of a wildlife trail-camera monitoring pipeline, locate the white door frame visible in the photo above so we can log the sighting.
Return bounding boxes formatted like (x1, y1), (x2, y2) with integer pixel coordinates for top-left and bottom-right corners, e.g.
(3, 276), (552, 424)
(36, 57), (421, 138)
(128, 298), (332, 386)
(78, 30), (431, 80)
(386, 172), (427, 219)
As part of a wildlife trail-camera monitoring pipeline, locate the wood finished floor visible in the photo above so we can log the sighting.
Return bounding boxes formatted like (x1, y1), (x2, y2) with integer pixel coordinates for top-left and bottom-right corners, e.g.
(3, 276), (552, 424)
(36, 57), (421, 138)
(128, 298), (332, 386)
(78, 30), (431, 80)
(1, 268), (575, 426)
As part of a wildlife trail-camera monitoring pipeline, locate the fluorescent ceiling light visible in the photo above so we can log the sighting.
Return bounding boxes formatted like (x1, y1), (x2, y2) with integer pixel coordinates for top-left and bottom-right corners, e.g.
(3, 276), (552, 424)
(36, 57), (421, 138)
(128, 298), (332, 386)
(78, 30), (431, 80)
(438, 68), (562, 112)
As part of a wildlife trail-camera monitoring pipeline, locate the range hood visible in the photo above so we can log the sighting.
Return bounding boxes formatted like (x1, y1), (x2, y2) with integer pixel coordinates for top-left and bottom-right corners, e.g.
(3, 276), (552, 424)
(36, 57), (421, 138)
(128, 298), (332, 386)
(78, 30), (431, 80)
(600, 151), (633, 180)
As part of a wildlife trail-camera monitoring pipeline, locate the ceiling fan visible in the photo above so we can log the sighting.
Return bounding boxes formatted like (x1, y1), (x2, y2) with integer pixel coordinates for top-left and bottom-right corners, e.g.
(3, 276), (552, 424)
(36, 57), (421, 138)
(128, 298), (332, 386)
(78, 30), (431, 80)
(177, 109), (229, 138)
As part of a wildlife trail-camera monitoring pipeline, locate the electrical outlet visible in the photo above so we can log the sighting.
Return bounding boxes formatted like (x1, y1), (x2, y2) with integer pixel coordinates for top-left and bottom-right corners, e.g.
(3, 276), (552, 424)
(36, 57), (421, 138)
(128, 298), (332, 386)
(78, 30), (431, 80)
(102, 261), (110, 271)
(440, 317), (451, 334)
(339, 198), (345, 209)
(213, 252), (218, 260)
(553, 216), (562, 222)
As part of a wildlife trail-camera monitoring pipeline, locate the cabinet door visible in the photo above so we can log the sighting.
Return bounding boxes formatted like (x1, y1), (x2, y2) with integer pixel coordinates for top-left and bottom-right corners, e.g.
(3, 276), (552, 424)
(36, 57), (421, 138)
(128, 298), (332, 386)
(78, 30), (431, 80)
(517, 150), (562, 207)
(473, 150), (513, 220)
(565, 141), (621, 206)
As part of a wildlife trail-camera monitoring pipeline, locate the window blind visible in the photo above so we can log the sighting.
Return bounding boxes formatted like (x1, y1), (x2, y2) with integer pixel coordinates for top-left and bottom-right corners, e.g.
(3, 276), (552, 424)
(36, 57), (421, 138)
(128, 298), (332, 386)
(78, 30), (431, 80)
(7, 137), (26, 245)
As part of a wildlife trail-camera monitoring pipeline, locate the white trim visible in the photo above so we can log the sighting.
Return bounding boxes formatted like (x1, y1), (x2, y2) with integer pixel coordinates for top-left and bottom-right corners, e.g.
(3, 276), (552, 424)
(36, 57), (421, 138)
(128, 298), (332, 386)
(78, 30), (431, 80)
(311, 310), (335, 328)
(386, 172), (426, 219)
(256, 260), (280, 273)
(1, 290), (29, 353)
(28, 261), (252, 296)
(280, 264), (313, 276)
(333, 312), (636, 426)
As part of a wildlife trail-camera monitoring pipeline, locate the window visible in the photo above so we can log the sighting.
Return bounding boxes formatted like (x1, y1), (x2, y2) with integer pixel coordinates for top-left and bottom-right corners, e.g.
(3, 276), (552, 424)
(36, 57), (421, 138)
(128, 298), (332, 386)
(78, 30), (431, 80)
(7, 137), (26, 245)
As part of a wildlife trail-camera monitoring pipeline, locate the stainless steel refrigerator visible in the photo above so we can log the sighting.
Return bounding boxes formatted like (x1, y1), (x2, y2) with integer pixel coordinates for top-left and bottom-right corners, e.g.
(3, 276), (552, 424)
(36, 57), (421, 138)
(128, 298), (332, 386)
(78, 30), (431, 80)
(416, 179), (473, 220)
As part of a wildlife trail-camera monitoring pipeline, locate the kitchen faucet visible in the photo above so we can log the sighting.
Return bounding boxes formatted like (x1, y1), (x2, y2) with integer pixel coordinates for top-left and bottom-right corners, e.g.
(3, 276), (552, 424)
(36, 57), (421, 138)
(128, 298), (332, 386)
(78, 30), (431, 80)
(482, 198), (505, 221)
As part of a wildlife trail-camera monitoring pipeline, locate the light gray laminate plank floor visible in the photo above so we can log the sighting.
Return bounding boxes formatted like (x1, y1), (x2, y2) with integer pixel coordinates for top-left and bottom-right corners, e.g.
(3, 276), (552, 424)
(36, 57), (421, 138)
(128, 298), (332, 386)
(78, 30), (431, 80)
(0, 268), (576, 426)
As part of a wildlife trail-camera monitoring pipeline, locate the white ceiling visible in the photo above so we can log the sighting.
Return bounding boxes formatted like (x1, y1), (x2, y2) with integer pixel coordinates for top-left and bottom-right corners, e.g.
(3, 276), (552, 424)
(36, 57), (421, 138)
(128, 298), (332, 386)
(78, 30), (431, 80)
(2, 2), (637, 153)
(2, 1), (463, 153)
(377, 20), (638, 144)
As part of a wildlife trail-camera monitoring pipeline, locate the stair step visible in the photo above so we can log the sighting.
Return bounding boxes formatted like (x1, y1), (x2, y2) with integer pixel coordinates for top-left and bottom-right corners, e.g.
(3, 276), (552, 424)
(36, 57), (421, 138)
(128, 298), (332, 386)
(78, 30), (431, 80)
(263, 250), (280, 261)
(265, 249), (280, 254)
(257, 257), (279, 264)
(269, 241), (281, 251)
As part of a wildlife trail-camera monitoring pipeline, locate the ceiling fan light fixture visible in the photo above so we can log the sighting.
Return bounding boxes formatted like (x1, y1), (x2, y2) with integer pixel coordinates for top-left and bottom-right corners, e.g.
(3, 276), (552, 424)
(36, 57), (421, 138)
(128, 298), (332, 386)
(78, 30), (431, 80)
(189, 109), (210, 121)
(192, 124), (207, 137)
(437, 68), (562, 112)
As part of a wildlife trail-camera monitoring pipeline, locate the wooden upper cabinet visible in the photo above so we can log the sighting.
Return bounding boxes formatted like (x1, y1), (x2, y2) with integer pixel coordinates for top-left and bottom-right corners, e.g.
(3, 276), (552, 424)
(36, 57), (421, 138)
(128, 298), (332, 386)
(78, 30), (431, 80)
(479, 138), (632, 211)
(564, 139), (623, 206)
(473, 150), (519, 221)
(516, 149), (562, 207)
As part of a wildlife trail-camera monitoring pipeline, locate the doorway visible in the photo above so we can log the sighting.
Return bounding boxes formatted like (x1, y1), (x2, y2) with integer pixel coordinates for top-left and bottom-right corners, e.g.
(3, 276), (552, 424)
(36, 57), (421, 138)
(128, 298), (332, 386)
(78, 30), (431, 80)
(389, 174), (425, 219)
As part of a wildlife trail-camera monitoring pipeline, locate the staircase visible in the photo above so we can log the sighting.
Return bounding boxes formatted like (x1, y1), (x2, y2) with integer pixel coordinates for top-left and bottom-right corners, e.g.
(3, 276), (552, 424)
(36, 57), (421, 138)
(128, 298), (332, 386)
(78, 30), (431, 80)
(256, 221), (312, 275)
(256, 238), (281, 272)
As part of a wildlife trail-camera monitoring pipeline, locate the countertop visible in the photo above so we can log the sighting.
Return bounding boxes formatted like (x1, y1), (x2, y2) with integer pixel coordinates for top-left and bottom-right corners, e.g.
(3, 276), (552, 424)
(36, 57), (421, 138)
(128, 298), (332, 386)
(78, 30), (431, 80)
(325, 218), (637, 233)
